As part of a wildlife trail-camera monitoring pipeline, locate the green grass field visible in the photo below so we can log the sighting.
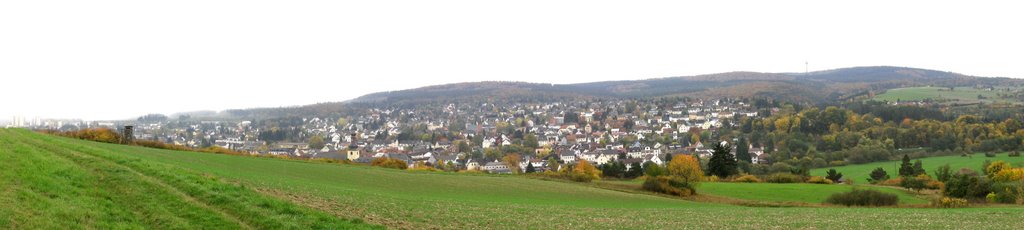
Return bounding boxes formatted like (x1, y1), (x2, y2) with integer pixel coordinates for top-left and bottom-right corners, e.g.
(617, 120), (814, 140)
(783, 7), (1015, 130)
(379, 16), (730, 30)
(700, 182), (927, 205)
(812, 153), (1024, 183)
(873, 86), (1016, 104)
(0, 129), (378, 229)
(5, 128), (1024, 229)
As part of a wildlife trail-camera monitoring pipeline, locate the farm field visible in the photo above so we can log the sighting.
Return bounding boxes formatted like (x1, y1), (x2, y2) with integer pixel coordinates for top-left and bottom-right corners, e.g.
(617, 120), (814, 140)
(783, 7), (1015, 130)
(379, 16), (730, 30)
(872, 86), (1016, 104)
(0, 129), (378, 229)
(812, 153), (1024, 183)
(599, 180), (927, 205)
(5, 128), (1024, 229)
(699, 182), (927, 205)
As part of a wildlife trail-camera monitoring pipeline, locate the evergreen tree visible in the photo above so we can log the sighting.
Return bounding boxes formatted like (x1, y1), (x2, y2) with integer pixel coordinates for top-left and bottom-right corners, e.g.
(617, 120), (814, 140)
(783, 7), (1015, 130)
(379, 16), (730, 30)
(912, 160), (926, 176)
(869, 167), (890, 183)
(626, 162), (644, 178)
(735, 137), (751, 163)
(525, 163), (536, 173)
(898, 155), (915, 177)
(825, 168), (843, 182)
(665, 153), (673, 163)
(707, 142), (738, 178)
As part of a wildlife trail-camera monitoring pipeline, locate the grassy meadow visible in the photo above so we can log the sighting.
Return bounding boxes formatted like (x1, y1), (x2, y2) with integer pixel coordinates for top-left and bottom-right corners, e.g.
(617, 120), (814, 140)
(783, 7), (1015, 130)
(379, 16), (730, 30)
(5, 128), (1024, 229)
(812, 153), (1024, 183)
(699, 182), (928, 205)
(873, 86), (1017, 104)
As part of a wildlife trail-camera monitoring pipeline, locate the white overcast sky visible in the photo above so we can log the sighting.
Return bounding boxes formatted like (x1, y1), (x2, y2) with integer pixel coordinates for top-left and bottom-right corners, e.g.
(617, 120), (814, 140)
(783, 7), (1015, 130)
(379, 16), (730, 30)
(1, 1), (1022, 121)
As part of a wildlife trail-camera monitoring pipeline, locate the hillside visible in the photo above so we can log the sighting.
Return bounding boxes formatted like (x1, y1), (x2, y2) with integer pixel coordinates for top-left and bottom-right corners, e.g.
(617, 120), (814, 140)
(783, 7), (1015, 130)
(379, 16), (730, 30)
(0, 129), (378, 229)
(189, 66), (1024, 120)
(6, 129), (1024, 229)
(352, 66), (989, 105)
(812, 153), (1024, 183)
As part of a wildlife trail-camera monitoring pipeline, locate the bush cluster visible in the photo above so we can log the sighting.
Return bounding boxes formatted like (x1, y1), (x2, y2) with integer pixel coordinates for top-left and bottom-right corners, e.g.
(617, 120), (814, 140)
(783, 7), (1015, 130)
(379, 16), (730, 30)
(642, 176), (696, 197)
(732, 174), (761, 183)
(371, 158), (409, 170)
(933, 197), (969, 208)
(765, 173), (803, 183)
(806, 176), (834, 184)
(825, 189), (899, 207)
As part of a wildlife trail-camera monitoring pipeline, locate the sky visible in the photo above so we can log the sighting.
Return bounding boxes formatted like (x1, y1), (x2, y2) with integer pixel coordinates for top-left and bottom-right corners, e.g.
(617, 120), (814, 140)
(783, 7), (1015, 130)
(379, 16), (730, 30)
(2, 1), (1022, 121)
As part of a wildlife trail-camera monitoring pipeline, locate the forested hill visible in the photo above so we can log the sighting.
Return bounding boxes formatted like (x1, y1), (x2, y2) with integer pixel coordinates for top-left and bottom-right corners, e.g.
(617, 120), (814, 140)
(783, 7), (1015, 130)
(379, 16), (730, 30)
(352, 66), (1014, 105)
(211, 66), (1020, 119)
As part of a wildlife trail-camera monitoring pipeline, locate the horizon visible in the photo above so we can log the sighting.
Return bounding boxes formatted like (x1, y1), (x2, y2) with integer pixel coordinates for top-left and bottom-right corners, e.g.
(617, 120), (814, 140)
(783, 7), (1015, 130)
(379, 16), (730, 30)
(3, 1), (1023, 120)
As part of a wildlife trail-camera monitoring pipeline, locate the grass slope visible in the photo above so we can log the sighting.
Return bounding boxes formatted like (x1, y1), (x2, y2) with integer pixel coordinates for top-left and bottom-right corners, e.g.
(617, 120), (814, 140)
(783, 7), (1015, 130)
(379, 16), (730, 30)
(6, 129), (1024, 229)
(873, 86), (1015, 104)
(812, 153), (1024, 183)
(0, 129), (378, 229)
(700, 183), (927, 205)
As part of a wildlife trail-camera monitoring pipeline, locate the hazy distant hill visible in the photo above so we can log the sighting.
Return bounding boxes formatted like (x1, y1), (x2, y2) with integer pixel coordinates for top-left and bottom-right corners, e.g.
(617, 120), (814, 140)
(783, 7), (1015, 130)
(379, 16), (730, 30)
(351, 66), (1010, 104)
(210, 66), (1021, 119)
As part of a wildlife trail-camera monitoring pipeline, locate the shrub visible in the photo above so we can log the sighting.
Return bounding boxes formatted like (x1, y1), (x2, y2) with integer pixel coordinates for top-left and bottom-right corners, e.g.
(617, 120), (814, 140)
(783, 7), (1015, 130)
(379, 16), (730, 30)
(705, 175), (720, 182)
(371, 158), (408, 170)
(985, 152), (997, 157)
(926, 180), (945, 190)
(879, 178), (903, 187)
(943, 170), (991, 199)
(732, 174), (762, 183)
(986, 161), (1011, 179)
(829, 160), (847, 167)
(900, 176), (927, 192)
(933, 197), (969, 208)
(643, 176), (696, 197)
(825, 189), (899, 207)
(410, 162), (441, 172)
(806, 176), (834, 184)
(986, 192), (999, 203)
(992, 168), (1024, 183)
(989, 182), (1024, 204)
(1010, 151), (1021, 157)
(765, 173), (803, 183)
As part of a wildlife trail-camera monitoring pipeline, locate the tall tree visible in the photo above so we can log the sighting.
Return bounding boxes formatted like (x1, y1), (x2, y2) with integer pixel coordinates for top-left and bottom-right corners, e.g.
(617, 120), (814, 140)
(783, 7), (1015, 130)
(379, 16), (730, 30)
(912, 160), (926, 176)
(525, 162), (536, 173)
(735, 137), (751, 163)
(707, 142), (738, 178)
(898, 155), (914, 177)
(667, 155), (704, 183)
(502, 153), (522, 174)
(308, 135), (325, 150)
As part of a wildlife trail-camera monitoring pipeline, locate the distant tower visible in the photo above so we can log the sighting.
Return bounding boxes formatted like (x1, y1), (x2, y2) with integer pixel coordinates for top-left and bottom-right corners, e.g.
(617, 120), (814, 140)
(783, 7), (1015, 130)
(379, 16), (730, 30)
(805, 61), (808, 75)
(122, 125), (135, 144)
(346, 133), (361, 161)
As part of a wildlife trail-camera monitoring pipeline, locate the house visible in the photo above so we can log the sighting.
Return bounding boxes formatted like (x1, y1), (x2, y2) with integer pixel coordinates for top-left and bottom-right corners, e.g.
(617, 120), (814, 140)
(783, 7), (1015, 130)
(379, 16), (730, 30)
(580, 149), (619, 165)
(559, 150), (577, 163)
(466, 159), (482, 171)
(483, 161), (512, 174)
(755, 153), (771, 165)
(622, 158), (646, 171)
(645, 154), (664, 166)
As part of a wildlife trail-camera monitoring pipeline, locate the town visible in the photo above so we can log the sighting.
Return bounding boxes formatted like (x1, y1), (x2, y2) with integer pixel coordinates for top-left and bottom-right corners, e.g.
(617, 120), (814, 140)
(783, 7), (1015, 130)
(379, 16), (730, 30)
(15, 98), (773, 174)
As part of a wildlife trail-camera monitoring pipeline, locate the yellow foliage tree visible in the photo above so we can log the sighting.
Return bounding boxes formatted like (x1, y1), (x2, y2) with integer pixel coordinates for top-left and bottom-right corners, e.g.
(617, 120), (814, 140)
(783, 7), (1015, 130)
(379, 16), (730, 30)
(987, 161), (1011, 179)
(993, 168), (1024, 183)
(570, 160), (602, 182)
(502, 153), (522, 174)
(666, 154), (704, 183)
